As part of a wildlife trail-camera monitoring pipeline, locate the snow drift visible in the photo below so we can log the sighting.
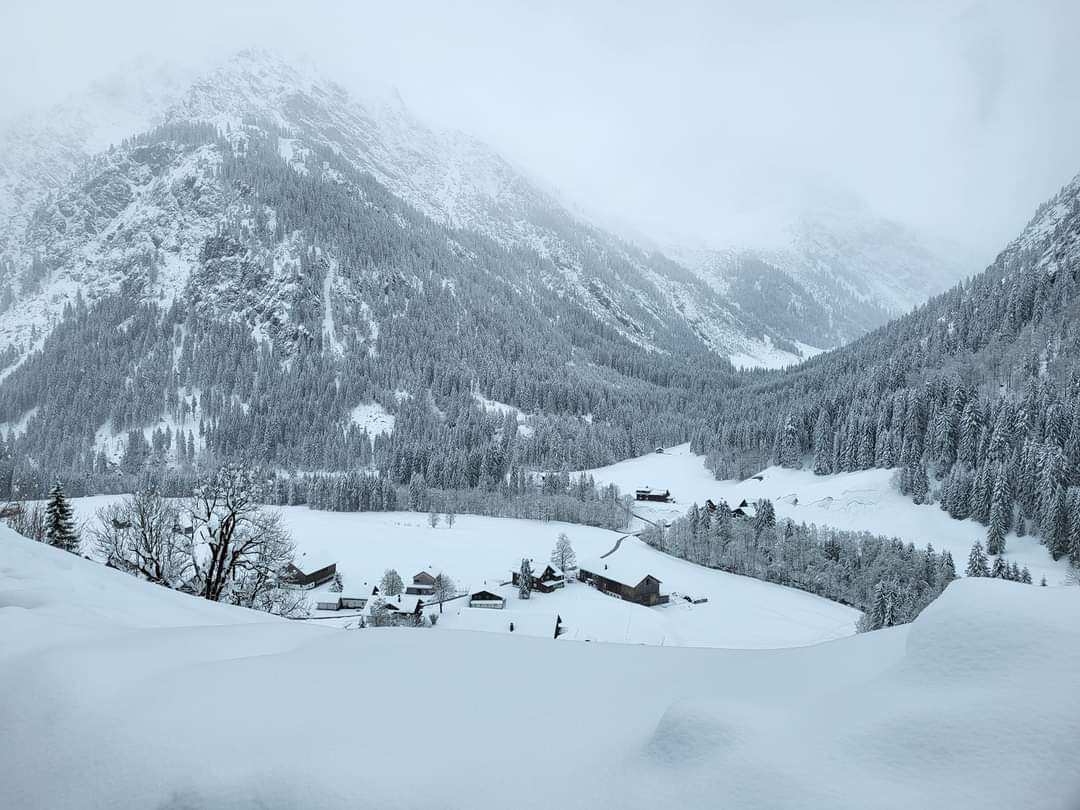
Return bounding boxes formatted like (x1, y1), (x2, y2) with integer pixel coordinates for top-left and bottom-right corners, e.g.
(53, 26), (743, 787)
(1, 528), (1078, 810)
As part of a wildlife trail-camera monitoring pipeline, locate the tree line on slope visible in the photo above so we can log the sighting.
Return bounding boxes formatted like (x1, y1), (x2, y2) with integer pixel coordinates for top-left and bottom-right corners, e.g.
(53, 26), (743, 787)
(0, 121), (738, 493)
(692, 178), (1080, 574)
(640, 496), (965, 630)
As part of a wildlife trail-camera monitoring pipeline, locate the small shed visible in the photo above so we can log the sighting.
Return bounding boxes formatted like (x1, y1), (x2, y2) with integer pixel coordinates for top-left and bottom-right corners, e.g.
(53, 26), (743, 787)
(469, 589), (506, 609)
(316, 596), (342, 611)
(339, 596), (367, 610)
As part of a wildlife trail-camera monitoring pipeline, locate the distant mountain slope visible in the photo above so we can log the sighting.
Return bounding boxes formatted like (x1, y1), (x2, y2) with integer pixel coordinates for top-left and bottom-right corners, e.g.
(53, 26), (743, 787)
(674, 207), (975, 349)
(0, 51), (811, 369)
(693, 171), (1080, 571)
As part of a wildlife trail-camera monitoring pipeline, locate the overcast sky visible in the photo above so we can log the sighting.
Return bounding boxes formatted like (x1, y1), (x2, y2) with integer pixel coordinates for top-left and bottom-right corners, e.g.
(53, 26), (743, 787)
(3, 0), (1078, 262)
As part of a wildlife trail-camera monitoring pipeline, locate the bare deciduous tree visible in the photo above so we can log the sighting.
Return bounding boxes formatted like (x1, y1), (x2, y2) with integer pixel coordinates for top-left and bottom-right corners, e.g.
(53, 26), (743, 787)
(3, 502), (46, 542)
(187, 465), (301, 615)
(90, 488), (190, 586)
(432, 572), (456, 612)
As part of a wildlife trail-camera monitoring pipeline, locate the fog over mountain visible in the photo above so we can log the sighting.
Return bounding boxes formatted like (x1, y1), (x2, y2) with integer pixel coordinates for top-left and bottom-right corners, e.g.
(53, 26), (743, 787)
(3, 1), (1079, 267)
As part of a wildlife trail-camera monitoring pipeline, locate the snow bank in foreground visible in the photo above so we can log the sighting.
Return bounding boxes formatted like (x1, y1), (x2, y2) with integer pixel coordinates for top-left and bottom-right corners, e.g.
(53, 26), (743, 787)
(1, 529), (1078, 809)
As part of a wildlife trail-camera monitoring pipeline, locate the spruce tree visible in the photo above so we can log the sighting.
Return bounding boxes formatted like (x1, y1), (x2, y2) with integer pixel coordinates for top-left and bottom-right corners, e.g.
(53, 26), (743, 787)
(965, 542), (989, 577)
(518, 558), (533, 599)
(990, 554), (1007, 579)
(44, 479), (79, 553)
(986, 464), (1011, 555)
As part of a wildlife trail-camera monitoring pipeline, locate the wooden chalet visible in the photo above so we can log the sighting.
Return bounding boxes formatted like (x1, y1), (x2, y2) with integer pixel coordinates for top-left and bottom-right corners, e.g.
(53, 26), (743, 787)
(578, 559), (668, 606)
(634, 487), (673, 503)
(375, 597), (425, 625)
(511, 563), (565, 593)
(282, 560), (338, 589)
(406, 570), (437, 596)
(731, 499), (757, 519)
(468, 589), (506, 609)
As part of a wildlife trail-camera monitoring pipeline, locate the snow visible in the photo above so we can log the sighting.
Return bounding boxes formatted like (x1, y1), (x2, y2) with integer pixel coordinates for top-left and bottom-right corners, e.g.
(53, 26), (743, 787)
(0, 405), (38, 437)
(348, 401), (395, 436)
(728, 338), (825, 370)
(276, 509), (859, 648)
(584, 444), (1072, 586)
(321, 259), (342, 355)
(62, 498), (855, 649)
(1, 526), (1078, 810)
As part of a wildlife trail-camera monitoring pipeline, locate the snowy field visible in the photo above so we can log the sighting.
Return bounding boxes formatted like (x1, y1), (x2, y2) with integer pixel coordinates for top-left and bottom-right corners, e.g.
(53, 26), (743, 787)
(65, 499), (858, 649)
(1, 529), (1078, 810)
(584, 444), (1072, 585)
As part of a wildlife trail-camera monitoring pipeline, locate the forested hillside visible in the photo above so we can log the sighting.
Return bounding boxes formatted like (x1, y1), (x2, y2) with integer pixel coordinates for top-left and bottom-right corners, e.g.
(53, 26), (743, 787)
(0, 118), (739, 496)
(693, 172), (1080, 570)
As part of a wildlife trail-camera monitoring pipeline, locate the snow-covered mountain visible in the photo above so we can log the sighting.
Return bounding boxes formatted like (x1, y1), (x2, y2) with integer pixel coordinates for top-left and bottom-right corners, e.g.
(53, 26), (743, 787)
(0, 50), (814, 369)
(0, 56), (196, 262)
(673, 206), (976, 349)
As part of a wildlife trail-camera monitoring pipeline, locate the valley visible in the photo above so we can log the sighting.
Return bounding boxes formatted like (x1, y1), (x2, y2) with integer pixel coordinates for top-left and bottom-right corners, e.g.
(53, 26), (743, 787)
(1, 16), (1079, 809)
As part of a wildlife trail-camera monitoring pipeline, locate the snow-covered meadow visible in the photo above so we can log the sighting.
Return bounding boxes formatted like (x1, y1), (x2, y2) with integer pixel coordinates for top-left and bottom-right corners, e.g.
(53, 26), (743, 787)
(584, 444), (1072, 585)
(1, 528), (1078, 810)
(64, 498), (858, 649)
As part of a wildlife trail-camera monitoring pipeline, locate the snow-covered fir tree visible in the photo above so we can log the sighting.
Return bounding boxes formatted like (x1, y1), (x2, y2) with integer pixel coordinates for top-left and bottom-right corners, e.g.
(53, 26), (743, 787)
(519, 558), (533, 599)
(44, 479), (79, 553)
(966, 542), (990, 577)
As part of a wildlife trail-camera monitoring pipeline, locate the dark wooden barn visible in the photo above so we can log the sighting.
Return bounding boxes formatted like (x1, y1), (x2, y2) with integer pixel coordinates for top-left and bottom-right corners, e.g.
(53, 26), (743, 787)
(578, 561), (668, 606)
(468, 589), (506, 608)
(634, 488), (673, 503)
(282, 561), (338, 589)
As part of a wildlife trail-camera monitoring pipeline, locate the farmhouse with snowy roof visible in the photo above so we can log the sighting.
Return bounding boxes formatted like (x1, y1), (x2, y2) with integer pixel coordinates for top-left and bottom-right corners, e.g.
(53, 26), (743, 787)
(406, 570), (437, 595)
(512, 563), (565, 593)
(731, 499), (758, 520)
(468, 588), (506, 608)
(578, 557), (668, 606)
(282, 560), (337, 589)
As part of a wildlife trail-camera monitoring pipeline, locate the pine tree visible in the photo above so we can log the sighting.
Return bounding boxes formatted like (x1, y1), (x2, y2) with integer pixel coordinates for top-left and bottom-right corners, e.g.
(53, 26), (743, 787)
(911, 461), (930, 505)
(518, 558), (533, 599)
(965, 542), (989, 577)
(986, 463), (1012, 555)
(329, 572), (344, 592)
(990, 554), (1007, 579)
(938, 550), (957, 583)
(44, 479), (79, 553)
(778, 415), (801, 468)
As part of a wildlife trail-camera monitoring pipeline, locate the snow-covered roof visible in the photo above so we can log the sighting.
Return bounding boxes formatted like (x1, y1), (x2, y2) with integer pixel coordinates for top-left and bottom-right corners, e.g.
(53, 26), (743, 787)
(469, 589), (504, 600)
(579, 555), (659, 588)
(294, 557), (336, 575)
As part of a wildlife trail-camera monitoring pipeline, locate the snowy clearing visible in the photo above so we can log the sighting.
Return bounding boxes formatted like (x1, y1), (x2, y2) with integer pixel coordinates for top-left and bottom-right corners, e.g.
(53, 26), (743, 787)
(348, 401), (395, 436)
(1, 529), (1077, 810)
(584, 444), (1071, 586)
